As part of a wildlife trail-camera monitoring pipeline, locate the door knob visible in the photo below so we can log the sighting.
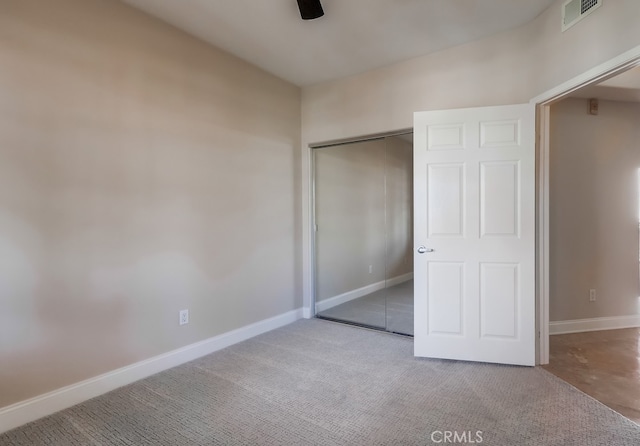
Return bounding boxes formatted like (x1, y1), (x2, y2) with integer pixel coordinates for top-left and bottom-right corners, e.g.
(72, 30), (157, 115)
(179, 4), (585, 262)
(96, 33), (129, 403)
(417, 246), (434, 254)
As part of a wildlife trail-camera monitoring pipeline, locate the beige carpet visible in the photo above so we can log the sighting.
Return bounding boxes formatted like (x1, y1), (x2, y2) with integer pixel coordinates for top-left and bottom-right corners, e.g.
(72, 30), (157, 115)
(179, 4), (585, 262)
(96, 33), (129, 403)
(2, 319), (640, 445)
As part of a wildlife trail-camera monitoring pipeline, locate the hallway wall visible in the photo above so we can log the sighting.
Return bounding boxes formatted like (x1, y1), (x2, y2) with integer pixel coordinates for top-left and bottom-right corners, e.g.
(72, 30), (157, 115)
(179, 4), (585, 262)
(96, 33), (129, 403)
(549, 98), (640, 322)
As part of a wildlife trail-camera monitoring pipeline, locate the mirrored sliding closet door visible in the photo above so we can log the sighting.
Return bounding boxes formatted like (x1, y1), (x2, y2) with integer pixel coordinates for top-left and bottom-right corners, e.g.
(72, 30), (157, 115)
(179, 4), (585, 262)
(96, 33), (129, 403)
(313, 134), (414, 335)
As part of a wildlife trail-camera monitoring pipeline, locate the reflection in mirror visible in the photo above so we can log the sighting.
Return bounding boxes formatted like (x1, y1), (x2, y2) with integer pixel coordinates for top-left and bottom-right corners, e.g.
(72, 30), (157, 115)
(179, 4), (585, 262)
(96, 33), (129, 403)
(313, 133), (413, 335)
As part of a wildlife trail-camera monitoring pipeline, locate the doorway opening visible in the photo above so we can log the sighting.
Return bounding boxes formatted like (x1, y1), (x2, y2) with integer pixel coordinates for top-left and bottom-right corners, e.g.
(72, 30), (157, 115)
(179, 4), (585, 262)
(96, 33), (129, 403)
(535, 48), (640, 364)
(538, 58), (640, 424)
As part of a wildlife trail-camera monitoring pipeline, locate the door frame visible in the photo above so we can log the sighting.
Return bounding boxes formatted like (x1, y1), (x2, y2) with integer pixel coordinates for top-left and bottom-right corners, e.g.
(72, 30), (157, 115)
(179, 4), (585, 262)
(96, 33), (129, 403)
(533, 44), (640, 364)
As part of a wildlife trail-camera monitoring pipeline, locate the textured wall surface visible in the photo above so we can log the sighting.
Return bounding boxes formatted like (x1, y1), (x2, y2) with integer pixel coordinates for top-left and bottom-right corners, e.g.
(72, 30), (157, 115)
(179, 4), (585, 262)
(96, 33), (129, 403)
(0, 0), (301, 408)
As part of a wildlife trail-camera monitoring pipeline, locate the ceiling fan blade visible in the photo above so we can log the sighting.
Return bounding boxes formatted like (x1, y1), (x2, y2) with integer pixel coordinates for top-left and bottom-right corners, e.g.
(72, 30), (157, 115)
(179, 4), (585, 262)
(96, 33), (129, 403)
(297, 0), (324, 20)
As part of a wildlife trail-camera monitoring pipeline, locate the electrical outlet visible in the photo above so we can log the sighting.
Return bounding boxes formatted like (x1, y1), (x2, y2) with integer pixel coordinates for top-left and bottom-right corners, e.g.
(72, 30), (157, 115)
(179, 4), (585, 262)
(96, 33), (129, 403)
(589, 289), (596, 302)
(179, 309), (189, 325)
(368, 265), (373, 274)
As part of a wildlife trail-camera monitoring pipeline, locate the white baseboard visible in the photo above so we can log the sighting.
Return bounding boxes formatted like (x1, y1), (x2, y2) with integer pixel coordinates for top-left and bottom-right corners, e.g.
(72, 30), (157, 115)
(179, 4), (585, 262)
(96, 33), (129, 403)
(315, 272), (413, 313)
(0, 308), (304, 434)
(549, 314), (640, 335)
(386, 272), (414, 288)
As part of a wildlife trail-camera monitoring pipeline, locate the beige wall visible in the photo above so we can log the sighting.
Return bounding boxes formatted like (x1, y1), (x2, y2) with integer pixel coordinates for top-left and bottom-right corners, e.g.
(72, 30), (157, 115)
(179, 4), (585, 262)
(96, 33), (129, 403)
(4, 0), (640, 413)
(301, 1), (640, 143)
(300, 0), (640, 309)
(0, 0), (301, 408)
(550, 98), (640, 321)
(314, 137), (412, 302)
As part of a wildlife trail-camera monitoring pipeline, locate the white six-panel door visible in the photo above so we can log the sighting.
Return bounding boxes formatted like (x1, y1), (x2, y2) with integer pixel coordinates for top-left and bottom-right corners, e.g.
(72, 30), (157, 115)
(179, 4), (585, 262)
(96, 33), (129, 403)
(414, 104), (535, 366)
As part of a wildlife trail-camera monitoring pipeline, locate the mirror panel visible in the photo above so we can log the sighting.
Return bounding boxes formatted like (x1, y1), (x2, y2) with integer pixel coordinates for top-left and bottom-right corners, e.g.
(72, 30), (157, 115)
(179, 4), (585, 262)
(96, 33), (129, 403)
(314, 134), (413, 335)
(314, 139), (387, 328)
(383, 135), (414, 335)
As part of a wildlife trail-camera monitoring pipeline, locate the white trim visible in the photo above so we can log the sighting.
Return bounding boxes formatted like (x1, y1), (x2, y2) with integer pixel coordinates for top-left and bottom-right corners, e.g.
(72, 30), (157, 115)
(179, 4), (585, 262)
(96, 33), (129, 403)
(308, 146), (317, 318)
(0, 308), (304, 434)
(536, 104), (551, 365)
(316, 283), (382, 313)
(549, 315), (640, 335)
(386, 272), (414, 287)
(532, 43), (640, 366)
(302, 142), (314, 321)
(530, 45), (640, 106)
(315, 273), (414, 313)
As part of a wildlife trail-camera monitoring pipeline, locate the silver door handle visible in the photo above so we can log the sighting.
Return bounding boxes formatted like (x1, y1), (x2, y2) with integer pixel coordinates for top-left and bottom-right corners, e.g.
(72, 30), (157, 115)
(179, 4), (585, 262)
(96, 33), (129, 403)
(417, 246), (434, 254)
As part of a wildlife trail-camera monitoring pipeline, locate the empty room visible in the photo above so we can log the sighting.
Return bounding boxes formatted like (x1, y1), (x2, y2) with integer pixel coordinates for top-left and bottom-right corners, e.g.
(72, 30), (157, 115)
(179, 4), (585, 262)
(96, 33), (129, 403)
(2, 1), (640, 445)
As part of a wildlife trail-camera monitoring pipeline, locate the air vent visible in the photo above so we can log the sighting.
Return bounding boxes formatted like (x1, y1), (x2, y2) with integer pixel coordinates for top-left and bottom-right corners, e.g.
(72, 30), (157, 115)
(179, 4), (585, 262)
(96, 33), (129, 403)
(562, 0), (602, 32)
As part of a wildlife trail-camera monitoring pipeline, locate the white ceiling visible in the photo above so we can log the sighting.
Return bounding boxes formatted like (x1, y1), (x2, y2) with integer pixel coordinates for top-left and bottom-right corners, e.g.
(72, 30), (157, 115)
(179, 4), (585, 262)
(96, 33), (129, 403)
(120, 0), (557, 86)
